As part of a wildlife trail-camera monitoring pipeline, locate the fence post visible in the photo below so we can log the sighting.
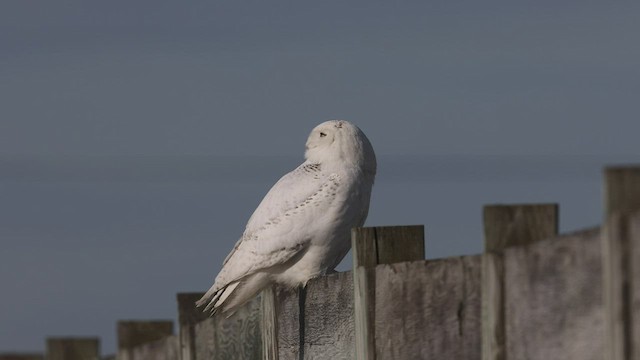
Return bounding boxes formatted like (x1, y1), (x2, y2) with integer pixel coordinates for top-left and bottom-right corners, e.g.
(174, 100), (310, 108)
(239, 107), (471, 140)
(352, 225), (425, 360)
(117, 320), (173, 360)
(603, 166), (640, 360)
(260, 286), (278, 360)
(45, 337), (100, 360)
(177, 293), (208, 360)
(193, 296), (263, 359)
(481, 204), (558, 360)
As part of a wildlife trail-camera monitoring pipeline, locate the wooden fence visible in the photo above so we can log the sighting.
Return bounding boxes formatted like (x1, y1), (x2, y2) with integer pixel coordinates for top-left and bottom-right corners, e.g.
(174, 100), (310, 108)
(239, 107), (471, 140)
(2, 165), (639, 360)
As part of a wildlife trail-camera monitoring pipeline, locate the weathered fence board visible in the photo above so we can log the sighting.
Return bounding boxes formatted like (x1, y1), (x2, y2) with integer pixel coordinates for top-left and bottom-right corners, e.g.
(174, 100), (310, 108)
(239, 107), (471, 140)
(117, 321), (173, 360)
(483, 204), (559, 252)
(303, 272), (354, 359)
(260, 286), (278, 360)
(194, 295), (262, 360)
(177, 292), (208, 360)
(375, 256), (481, 359)
(193, 317), (215, 360)
(352, 225), (425, 360)
(604, 213), (628, 360)
(265, 286), (299, 360)
(128, 335), (179, 360)
(603, 166), (640, 360)
(504, 227), (603, 359)
(482, 204), (558, 360)
(46, 338), (99, 360)
(352, 226), (425, 267)
(262, 271), (355, 360)
(605, 167), (640, 216)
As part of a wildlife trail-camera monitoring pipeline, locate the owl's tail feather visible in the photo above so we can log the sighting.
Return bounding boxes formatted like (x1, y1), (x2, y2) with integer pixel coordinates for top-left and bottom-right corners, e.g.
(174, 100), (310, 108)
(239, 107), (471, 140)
(195, 282), (237, 316)
(196, 273), (269, 316)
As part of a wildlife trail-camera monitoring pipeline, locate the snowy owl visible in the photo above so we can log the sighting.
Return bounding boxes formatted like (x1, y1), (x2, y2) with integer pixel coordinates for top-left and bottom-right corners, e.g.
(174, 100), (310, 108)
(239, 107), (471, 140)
(197, 120), (376, 315)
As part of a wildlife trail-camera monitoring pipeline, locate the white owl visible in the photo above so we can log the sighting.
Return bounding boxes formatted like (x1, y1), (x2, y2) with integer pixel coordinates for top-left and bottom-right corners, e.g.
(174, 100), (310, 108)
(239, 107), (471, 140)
(197, 120), (376, 314)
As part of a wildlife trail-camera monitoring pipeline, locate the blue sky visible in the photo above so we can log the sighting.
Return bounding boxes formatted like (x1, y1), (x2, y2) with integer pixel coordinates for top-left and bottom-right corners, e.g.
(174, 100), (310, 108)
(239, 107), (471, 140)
(1, 1), (638, 355)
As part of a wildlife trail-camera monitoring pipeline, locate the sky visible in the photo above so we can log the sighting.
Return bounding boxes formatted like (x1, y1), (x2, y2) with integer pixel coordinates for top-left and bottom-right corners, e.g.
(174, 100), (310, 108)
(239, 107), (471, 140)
(1, 0), (639, 356)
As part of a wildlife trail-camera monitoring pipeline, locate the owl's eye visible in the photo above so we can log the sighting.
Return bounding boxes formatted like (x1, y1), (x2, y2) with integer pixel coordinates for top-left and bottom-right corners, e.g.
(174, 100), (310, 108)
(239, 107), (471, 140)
(319, 132), (327, 137)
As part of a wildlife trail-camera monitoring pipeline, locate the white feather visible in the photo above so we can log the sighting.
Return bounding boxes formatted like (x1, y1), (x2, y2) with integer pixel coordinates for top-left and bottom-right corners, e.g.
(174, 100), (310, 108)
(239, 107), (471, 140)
(197, 120), (376, 315)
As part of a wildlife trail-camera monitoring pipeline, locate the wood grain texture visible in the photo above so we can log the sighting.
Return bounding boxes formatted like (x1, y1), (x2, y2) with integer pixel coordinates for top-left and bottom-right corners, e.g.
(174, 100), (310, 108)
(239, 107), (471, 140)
(482, 204), (558, 360)
(194, 317), (215, 360)
(374, 256), (481, 359)
(193, 295), (262, 360)
(352, 226), (425, 268)
(603, 166), (640, 360)
(46, 338), (100, 360)
(274, 286), (300, 360)
(219, 294), (261, 359)
(177, 293), (207, 360)
(483, 204), (558, 251)
(605, 166), (640, 216)
(352, 225), (425, 360)
(260, 286), (278, 360)
(303, 271), (354, 360)
(352, 227), (378, 268)
(129, 335), (179, 360)
(374, 226), (425, 265)
(118, 321), (173, 350)
(354, 266), (375, 360)
(604, 214), (628, 360)
(177, 293), (209, 326)
(117, 321), (173, 360)
(504, 227), (603, 360)
(265, 273), (354, 360)
(352, 227), (377, 360)
(482, 252), (504, 360)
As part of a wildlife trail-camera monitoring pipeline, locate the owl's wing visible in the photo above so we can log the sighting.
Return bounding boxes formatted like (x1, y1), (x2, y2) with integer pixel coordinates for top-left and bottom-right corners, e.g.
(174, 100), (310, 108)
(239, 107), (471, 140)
(216, 161), (319, 261)
(197, 161), (342, 313)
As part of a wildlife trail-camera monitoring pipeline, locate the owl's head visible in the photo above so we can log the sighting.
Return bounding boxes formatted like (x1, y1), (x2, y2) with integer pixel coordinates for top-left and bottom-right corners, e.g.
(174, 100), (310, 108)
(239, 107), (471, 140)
(304, 120), (376, 175)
